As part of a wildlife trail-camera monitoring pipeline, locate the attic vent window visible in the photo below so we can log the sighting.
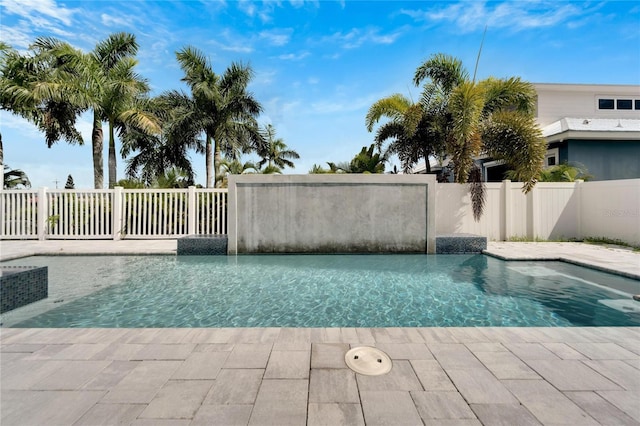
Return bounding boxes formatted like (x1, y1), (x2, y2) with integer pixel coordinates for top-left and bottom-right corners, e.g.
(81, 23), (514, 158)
(598, 97), (639, 110)
(598, 99), (615, 109)
(617, 99), (633, 110)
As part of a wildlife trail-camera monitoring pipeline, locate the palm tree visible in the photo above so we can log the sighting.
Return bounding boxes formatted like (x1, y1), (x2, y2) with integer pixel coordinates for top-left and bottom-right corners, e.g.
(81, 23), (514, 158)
(410, 53), (546, 219)
(3, 165), (31, 189)
(535, 162), (593, 182)
(155, 167), (192, 188)
(256, 124), (299, 172)
(349, 144), (387, 174)
(121, 96), (202, 187)
(216, 157), (257, 187)
(29, 33), (159, 188)
(0, 41), (85, 166)
(173, 46), (263, 187)
(326, 162), (352, 173)
(309, 164), (330, 174)
(365, 91), (448, 173)
(413, 54), (546, 192)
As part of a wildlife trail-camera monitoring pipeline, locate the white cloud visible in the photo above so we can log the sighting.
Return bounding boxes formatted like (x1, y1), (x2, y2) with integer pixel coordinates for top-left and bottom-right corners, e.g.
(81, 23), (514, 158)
(0, 112), (42, 138)
(254, 69), (278, 86)
(259, 29), (293, 46)
(1, 0), (79, 50)
(277, 51), (310, 61)
(322, 27), (404, 49)
(2, 0), (77, 26)
(237, 0), (274, 23)
(310, 93), (377, 115)
(0, 24), (33, 50)
(400, 1), (589, 33)
(100, 13), (136, 28)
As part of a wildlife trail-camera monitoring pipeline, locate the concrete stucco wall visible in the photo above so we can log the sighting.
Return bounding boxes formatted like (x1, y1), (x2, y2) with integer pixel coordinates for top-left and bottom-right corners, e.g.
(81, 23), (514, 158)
(228, 174), (437, 254)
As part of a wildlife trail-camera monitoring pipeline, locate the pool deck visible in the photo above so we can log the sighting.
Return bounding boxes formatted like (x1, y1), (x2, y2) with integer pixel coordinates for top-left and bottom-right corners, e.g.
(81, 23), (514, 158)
(1, 240), (639, 425)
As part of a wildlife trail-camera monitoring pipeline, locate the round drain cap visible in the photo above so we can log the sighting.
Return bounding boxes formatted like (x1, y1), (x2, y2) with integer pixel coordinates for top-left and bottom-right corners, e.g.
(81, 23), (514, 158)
(345, 346), (392, 376)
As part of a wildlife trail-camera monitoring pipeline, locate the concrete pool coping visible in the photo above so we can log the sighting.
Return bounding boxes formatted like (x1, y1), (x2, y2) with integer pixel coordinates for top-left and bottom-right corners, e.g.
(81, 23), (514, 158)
(1, 240), (639, 425)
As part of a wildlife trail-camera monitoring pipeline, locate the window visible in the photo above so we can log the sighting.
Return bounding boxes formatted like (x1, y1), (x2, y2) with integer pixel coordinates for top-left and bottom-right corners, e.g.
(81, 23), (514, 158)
(598, 97), (639, 110)
(599, 99), (614, 109)
(617, 99), (633, 110)
(545, 148), (559, 168)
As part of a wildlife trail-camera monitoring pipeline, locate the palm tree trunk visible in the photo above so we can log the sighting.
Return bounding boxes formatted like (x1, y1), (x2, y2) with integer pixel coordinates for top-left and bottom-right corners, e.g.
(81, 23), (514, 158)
(108, 120), (116, 189)
(92, 113), (104, 189)
(0, 132), (4, 173)
(205, 134), (213, 188)
(423, 145), (431, 174)
(213, 138), (222, 188)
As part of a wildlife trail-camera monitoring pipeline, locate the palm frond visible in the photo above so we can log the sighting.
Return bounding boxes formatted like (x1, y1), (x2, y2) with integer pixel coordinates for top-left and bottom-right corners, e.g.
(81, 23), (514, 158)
(365, 93), (411, 131)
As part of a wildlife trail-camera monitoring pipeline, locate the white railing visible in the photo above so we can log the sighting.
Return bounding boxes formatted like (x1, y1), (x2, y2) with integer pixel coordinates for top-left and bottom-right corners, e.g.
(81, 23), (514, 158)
(0, 187), (228, 240)
(47, 189), (114, 239)
(1, 189), (38, 239)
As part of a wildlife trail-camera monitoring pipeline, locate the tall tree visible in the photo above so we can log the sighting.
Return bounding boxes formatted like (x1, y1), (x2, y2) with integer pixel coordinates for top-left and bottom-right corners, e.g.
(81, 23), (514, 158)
(256, 124), (299, 172)
(174, 47), (263, 187)
(413, 54), (546, 193)
(121, 95), (202, 187)
(64, 174), (75, 189)
(30, 33), (159, 188)
(365, 89), (448, 172)
(0, 41), (85, 167)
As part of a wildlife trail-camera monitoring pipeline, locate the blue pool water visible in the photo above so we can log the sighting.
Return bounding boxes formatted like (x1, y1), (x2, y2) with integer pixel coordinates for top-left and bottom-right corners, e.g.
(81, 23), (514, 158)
(1, 254), (639, 328)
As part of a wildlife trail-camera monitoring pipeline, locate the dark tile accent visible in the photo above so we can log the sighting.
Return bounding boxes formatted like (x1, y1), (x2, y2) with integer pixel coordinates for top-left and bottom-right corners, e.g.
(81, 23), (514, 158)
(1, 266), (48, 313)
(436, 234), (487, 254)
(177, 235), (228, 255)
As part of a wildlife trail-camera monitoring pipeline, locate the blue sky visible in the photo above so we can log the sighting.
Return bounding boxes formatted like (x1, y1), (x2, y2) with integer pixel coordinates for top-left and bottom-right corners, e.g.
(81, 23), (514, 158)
(2, 0), (639, 188)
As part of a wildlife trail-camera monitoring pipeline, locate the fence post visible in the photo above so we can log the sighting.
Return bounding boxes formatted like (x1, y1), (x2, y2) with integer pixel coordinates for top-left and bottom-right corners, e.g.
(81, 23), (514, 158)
(528, 184), (540, 240)
(503, 180), (511, 241)
(575, 179), (584, 240)
(188, 186), (196, 235)
(113, 187), (123, 240)
(37, 187), (48, 240)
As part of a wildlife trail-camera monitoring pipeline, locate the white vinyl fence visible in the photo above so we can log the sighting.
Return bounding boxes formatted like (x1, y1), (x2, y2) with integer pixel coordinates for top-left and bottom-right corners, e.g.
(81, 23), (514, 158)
(1, 187), (228, 240)
(2, 179), (638, 245)
(436, 178), (640, 245)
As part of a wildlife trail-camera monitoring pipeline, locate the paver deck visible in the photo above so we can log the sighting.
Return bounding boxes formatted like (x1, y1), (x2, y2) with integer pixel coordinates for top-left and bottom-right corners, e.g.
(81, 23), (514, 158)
(1, 240), (639, 425)
(1, 327), (639, 425)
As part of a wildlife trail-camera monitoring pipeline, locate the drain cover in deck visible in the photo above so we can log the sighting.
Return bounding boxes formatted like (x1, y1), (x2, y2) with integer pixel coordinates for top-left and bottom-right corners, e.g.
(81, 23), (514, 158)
(345, 347), (392, 376)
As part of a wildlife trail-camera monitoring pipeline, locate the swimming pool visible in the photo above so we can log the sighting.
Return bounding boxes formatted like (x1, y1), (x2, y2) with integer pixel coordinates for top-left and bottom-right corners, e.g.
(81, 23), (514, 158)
(1, 254), (639, 327)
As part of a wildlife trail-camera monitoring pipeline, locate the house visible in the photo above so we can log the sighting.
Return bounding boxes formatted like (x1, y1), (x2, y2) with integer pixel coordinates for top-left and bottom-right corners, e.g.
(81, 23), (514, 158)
(412, 83), (640, 181)
(483, 83), (640, 181)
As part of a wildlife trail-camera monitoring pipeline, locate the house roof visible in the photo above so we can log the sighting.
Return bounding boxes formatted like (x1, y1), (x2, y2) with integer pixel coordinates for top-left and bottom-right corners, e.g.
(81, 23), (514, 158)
(541, 117), (640, 142)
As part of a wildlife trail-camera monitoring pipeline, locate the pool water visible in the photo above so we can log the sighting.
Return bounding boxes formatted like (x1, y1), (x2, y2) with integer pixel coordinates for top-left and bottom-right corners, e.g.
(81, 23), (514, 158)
(1, 254), (639, 327)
